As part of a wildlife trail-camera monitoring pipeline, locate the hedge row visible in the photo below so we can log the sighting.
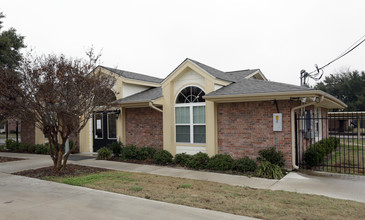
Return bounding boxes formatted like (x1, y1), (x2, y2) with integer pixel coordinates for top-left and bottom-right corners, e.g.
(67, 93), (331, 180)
(303, 137), (340, 168)
(1, 139), (50, 155)
(1, 139), (78, 155)
(98, 143), (286, 179)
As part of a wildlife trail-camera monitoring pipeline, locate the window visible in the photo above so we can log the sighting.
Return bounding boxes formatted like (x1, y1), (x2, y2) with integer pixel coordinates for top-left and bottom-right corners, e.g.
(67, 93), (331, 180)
(175, 86), (206, 144)
(94, 113), (103, 139)
(107, 113), (117, 139)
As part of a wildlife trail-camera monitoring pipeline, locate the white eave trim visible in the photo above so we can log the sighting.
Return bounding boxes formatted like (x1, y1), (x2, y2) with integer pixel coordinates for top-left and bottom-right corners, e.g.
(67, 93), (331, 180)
(245, 70), (267, 81)
(203, 90), (347, 109)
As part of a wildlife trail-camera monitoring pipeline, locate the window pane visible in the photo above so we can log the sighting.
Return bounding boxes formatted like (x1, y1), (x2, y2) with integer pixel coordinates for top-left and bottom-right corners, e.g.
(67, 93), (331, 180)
(175, 107), (190, 124)
(108, 114), (117, 139)
(193, 106), (205, 123)
(176, 86), (205, 103)
(176, 87), (190, 103)
(191, 86), (205, 103)
(194, 125), (206, 143)
(176, 125), (190, 142)
(95, 113), (103, 139)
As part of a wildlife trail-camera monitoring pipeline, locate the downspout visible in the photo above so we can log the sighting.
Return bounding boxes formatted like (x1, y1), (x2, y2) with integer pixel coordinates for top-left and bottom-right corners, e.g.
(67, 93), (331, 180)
(149, 102), (163, 113)
(290, 95), (324, 170)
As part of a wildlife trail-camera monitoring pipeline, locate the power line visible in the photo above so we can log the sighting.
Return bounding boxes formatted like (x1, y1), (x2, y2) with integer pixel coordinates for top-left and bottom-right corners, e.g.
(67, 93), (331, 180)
(300, 34), (365, 86)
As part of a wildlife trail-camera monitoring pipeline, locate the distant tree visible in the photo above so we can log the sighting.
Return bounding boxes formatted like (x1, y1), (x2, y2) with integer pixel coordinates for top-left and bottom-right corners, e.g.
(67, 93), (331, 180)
(0, 49), (116, 171)
(315, 70), (365, 111)
(0, 12), (26, 69)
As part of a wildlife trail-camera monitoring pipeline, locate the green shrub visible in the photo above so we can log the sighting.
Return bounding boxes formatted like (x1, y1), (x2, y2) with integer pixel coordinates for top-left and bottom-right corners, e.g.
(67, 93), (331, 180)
(17, 143), (27, 152)
(206, 154), (234, 171)
(303, 146), (322, 168)
(135, 147), (149, 160)
(187, 152), (210, 170)
(24, 143), (36, 153)
(256, 161), (284, 179)
(257, 147), (285, 167)
(97, 147), (113, 160)
(5, 139), (18, 151)
(173, 153), (192, 166)
(121, 145), (138, 159)
(144, 146), (157, 159)
(108, 141), (123, 157)
(303, 137), (340, 168)
(35, 144), (49, 154)
(153, 150), (173, 165)
(233, 156), (257, 173)
(120, 145), (157, 160)
(0, 145), (5, 152)
(328, 137), (340, 150)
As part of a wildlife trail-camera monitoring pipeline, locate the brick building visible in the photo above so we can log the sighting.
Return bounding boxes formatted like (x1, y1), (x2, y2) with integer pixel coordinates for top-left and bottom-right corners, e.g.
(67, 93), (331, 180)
(32, 58), (346, 169)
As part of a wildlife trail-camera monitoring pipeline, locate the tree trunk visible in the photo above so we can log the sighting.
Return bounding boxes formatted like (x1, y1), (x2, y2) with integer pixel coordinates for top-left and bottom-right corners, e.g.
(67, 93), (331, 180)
(62, 139), (79, 170)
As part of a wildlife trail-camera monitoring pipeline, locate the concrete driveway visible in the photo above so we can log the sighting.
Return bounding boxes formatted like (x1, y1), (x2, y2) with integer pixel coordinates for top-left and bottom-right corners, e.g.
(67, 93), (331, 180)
(0, 153), (255, 220)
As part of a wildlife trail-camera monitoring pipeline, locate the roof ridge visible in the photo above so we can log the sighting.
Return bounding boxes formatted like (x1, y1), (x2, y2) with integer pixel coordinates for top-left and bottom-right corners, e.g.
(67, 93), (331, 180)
(244, 77), (311, 89)
(225, 69), (258, 73)
(187, 58), (225, 73)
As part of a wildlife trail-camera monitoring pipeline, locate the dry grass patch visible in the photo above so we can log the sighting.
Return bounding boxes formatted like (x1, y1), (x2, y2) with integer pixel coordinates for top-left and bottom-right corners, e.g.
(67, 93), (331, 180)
(44, 170), (365, 220)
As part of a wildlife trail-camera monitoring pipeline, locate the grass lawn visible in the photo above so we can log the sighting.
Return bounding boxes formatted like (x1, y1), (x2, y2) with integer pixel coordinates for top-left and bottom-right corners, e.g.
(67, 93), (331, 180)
(340, 138), (365, 146)
(0, 133), (20, 139)
(324, 144), (365, 175)
(43, 170), (365, 220)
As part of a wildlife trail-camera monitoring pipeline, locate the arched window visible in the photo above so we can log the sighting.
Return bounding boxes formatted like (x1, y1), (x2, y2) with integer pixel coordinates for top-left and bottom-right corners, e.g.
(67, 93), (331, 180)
(175, 86), (206, 144)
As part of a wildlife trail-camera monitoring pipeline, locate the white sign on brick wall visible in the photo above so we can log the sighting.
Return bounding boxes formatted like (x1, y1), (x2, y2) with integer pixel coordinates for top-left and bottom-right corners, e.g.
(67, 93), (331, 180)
(273, 113), (282, 131)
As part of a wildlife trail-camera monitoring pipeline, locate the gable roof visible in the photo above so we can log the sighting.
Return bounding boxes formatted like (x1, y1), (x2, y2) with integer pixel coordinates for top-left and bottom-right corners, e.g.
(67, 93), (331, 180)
(205, 78), (313, 97)
(101, 66), (163, 84)
(188, 59), (259, 82)
(114, 87), (162, 104)
(110, 59), (341, 106)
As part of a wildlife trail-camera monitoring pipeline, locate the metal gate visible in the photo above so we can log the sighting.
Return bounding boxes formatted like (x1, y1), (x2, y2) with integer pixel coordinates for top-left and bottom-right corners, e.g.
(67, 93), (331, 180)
(295, 111), (365, 175)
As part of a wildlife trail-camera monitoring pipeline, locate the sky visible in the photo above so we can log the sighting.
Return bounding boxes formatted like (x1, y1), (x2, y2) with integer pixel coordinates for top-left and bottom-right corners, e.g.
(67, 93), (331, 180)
(2, 0), (365, 86)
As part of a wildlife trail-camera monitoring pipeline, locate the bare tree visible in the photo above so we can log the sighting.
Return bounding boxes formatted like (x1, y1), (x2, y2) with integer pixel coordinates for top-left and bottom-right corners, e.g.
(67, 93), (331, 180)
(0, 49), (115, 171)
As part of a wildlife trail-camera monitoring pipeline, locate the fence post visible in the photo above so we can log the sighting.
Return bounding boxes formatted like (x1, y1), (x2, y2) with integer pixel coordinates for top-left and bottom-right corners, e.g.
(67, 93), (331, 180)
(358, 118), (361, 139)
(16, 120), (19, 143)
(5, 120), (8, 140)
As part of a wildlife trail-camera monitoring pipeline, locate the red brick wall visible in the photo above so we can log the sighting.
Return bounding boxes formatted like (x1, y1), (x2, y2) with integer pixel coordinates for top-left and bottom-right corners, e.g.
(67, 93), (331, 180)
(125, 107), (163, 150)
(20, 121), (35, 144)
(217, 100), (300, 168)
(7, 119), (21, 132)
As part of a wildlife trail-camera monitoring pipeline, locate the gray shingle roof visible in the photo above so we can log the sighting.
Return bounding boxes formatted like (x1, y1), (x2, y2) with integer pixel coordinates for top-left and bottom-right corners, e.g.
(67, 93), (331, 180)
(101, 66), (163, 84)
(188, 59), (260, 82)
(205, 78), (313, 97)
(114, 87), (162, 104)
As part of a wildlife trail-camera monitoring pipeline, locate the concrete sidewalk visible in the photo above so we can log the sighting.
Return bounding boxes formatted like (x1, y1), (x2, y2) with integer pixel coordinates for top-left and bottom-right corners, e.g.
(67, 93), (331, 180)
(0, 152), (255, 220)
(1, 152), (365, 204)
(70, 153), (365, 203)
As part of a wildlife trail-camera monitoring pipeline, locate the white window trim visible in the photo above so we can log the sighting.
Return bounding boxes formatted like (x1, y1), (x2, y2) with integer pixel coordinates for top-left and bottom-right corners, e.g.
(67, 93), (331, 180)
(107, 113), (117, 140)
(175, 102), (206, 144)
(94, 113), (103, 139)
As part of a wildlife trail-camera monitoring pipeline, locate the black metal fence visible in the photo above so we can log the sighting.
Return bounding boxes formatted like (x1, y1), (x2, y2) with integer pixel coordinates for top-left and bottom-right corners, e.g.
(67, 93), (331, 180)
(0, 120), (21, 145)
(295, 111), (365, 175)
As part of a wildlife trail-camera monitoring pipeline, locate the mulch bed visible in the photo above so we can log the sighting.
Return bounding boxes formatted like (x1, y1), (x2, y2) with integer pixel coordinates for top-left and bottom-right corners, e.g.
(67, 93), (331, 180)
(0, 156), (24, 163)
(14, 164), (110, 178)
(108, 157), (158, 165)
